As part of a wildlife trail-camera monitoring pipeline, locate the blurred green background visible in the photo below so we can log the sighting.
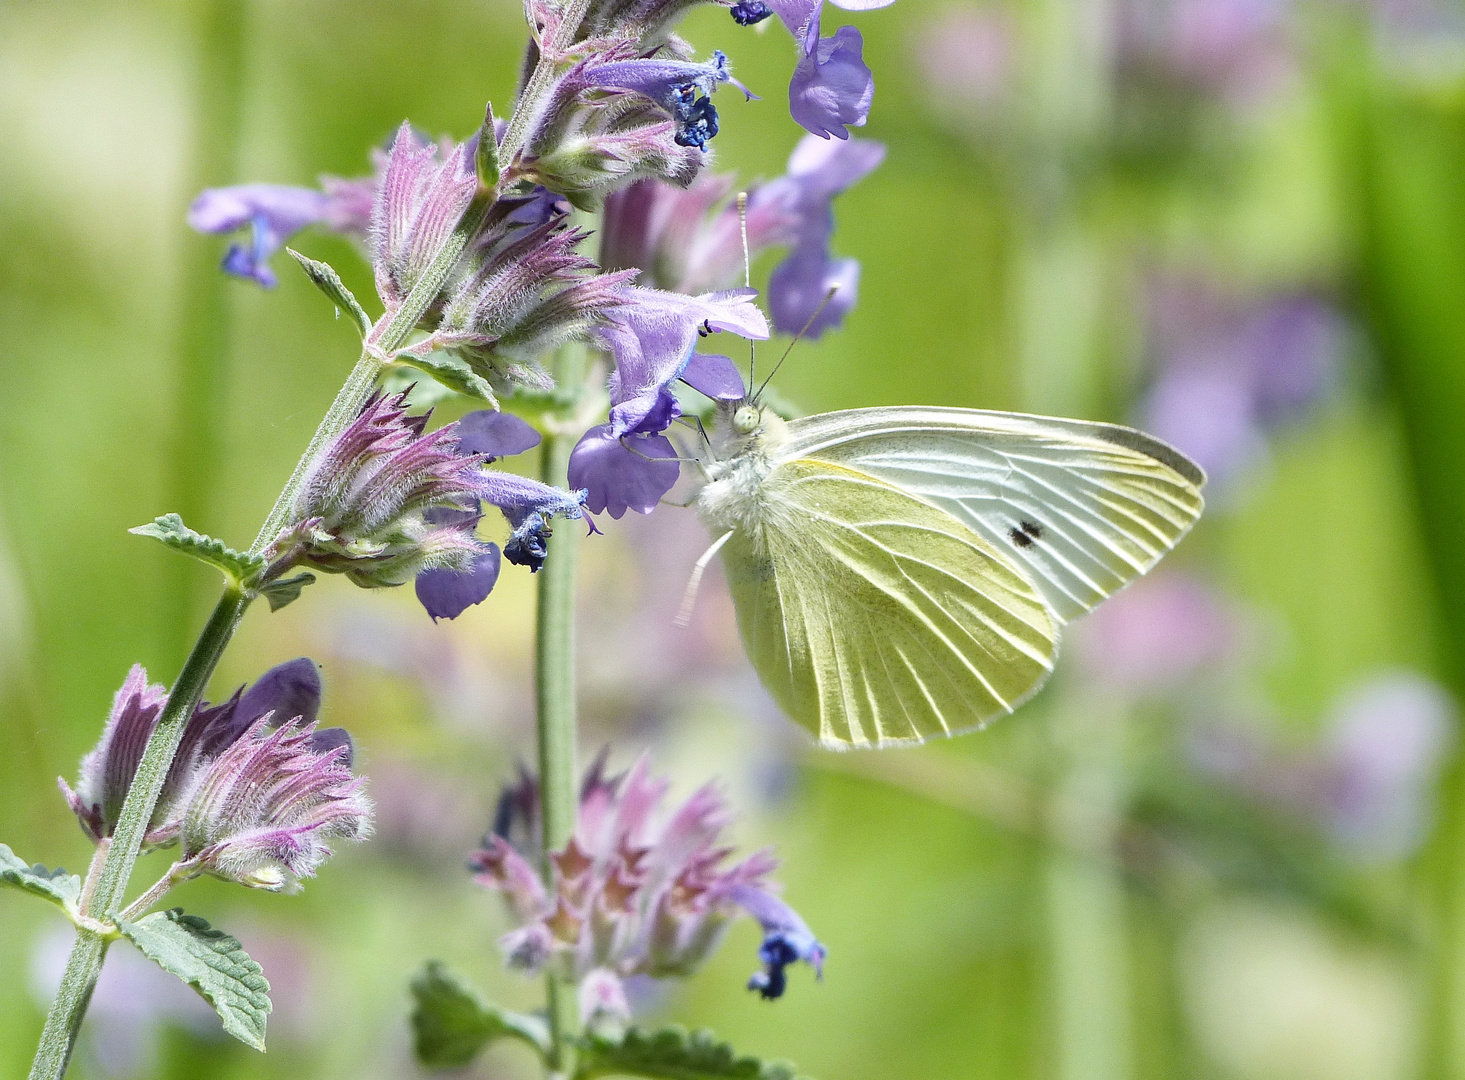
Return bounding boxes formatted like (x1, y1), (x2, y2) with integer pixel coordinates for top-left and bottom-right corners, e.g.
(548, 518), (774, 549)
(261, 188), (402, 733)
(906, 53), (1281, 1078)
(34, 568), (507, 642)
(6, 0), (1465, 1078)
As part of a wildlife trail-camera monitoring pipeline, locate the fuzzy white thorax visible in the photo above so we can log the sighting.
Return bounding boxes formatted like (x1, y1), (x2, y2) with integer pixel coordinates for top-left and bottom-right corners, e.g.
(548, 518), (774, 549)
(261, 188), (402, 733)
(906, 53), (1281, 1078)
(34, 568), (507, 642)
(694, 402), (790, 536)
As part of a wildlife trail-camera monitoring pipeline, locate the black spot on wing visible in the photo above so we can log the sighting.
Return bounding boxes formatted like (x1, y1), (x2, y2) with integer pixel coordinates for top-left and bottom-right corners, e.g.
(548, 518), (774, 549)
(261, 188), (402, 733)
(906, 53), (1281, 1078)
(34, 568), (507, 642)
(1009, 526), (1034, 548)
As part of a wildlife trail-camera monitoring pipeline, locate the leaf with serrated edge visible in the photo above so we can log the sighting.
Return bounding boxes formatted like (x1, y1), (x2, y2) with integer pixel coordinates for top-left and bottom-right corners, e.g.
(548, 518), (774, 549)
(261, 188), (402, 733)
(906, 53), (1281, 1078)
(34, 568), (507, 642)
(411, 961), (549, 1068)
(259, 571), (316, 612)
(0, 844), (80, 915)
(392, 352), (498, 404)
(287, 248), (372, 335)
(130, 514), (265, 584)
(119, 909), (271, 1050)
(575, 1027), (810, 1080)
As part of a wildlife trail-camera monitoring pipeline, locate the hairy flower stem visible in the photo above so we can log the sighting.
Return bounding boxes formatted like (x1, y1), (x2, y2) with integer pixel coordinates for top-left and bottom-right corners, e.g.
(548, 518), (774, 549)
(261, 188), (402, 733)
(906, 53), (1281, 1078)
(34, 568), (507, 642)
(535, 349), (587, 1078)
(30, 188), (499, 1080)
(498, 0), (595, 169)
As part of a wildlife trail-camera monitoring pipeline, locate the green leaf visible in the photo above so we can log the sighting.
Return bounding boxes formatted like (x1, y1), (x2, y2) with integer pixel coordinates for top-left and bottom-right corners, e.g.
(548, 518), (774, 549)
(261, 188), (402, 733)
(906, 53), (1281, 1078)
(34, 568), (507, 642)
(119, 908), (271, 1050)
(391, 351), (499, 405)
(411, 961), (549, 1068)
(476, 102), (501, 191)
(287, 248), (372, 335)
(130, 514), (265, 585)
(0, 843), (80, 915)
(258, 571), (316, 612)
(575, 1026), (812, 1080)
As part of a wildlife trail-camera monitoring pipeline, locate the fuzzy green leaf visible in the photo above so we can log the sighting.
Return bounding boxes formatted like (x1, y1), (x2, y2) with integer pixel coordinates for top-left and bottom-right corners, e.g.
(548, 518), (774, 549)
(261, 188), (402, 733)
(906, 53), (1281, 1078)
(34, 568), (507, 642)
(392, 351), (498, 404)
(476, 103), (501, 191)
(258, 571), (316, 612)
(411, 961), (549, 1068)
(119, 908), (271, 1050)
(575, 1027), (811, 1080)
(130, 514), (265, 584)
(0, 843), (80, 915)
(288, 248), (372, 335)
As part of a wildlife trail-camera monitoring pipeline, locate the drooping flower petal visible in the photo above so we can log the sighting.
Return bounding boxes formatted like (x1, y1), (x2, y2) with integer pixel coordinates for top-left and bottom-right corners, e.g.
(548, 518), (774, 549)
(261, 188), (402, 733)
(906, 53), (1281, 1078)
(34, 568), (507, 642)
(454, 411), (542, 461)
(415, 546), (502, 621)
(187, 184), (331, 287)
(679, 353), (746, 400)
(789, 17), (874, 140)
(569, 427), (682, 520)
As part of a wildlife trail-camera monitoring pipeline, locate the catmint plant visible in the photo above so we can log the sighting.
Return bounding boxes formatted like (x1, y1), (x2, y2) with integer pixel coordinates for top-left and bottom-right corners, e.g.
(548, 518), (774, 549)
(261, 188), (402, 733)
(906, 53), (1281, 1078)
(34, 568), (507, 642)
(9, 0), (895, 1075)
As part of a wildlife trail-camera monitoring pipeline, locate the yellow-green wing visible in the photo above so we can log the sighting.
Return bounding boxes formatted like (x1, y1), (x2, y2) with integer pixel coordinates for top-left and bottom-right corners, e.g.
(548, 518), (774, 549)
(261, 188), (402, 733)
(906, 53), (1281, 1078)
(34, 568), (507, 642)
(780, 406), (1206, 622)
(722, 458), (1057, 749)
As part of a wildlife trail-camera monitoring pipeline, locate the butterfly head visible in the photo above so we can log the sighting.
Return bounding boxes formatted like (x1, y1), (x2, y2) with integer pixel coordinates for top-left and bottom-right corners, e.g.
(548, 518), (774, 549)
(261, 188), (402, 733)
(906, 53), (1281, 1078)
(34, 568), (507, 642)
(732, 402), (763, 435)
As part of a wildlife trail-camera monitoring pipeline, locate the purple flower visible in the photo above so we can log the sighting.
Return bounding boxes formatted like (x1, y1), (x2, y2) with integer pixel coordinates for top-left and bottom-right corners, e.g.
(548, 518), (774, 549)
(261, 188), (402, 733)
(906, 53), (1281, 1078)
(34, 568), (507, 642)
(176, 716), (372, 891)
(585, 51), (749, 151)
(187, 184), (332, 288)
(415, 547), (502, 622)
(58, 660), (331, 846)
(470, 754), (820, 1015)
(914, 10), (1018, 117)
(600, 135), (883, 339)
(569, 289), (765, 517)
(735, 0), (892, 139)
(729, 883), (826, 1000)
(477, 470), (590, 572)
(789, 15), (874, 140)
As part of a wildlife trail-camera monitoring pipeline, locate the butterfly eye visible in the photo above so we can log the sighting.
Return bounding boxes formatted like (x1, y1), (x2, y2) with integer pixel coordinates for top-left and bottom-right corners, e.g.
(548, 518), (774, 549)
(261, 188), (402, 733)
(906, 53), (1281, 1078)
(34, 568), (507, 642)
(732, 404), (761, 434)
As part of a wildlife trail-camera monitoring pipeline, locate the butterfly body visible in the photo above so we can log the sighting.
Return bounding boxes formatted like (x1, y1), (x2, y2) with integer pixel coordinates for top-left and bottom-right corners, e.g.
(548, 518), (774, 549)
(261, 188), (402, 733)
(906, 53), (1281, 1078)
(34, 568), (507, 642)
(693, 401), (1206, 750)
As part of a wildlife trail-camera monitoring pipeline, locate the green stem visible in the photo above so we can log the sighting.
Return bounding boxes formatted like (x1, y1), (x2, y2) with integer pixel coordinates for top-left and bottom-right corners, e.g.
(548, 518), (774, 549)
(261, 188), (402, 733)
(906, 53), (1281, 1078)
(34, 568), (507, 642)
(30, 586), (247, 1080)
(536, 415), (582, 1078)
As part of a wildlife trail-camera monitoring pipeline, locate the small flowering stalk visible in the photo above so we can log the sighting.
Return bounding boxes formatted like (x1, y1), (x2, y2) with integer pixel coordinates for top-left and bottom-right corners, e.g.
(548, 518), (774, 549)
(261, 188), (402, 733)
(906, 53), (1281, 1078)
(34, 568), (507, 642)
(470, 755), (824, 1028)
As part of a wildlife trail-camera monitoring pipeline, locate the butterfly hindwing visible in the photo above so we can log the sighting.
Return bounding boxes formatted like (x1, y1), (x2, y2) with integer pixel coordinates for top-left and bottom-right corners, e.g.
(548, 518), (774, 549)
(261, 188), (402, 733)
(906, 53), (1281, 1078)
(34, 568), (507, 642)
(780, 407), (1206, 623)
(719, 458), (1057, 749)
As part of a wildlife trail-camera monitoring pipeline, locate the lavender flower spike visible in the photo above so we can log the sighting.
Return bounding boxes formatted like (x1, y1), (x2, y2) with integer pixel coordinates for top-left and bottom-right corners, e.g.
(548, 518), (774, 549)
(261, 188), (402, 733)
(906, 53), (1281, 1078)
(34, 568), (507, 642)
(187, 184), (332, 287)
(60, 659), (335, 848)
(176, 716), (372, 891)
(471, 755), (807, 1004)
(730, 884), (826, 999)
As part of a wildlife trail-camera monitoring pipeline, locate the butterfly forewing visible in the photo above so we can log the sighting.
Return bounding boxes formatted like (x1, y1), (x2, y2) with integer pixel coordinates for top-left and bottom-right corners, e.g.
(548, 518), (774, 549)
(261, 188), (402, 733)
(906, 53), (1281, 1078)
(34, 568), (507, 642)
(720, 458), (1057, 749)
(780, 407), (1206, 623)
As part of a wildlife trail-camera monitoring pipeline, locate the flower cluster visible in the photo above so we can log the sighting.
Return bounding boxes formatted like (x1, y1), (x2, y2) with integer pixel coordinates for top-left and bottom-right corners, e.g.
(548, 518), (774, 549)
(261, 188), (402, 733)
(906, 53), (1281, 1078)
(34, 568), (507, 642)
(59, 659), (372, 891)
(470, 754), (824, 1022)
(268, 391), (584, 621)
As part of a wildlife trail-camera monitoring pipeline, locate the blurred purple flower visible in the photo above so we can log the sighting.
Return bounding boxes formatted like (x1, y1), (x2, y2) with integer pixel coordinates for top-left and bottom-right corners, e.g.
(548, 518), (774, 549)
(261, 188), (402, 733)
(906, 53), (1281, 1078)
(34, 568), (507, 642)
(913, 9), (1017, 116)
(1140, 278), (1344, 487)
(569, 288), (766, 518)
(601, 134), (883, 337)
(1071, 571), (1239, 696)
(1190, 672), (1454, 861)
(1322, 673), (1453, 858)
(188, 184), (330, 288)
(470, 754), (822, 1015)
(1113, 0), (1293, 101)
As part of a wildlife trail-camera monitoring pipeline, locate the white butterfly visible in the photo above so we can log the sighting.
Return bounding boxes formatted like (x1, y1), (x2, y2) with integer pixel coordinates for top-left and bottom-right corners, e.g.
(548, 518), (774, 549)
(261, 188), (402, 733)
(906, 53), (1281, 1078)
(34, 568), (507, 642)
(688, 400), (1206, 749)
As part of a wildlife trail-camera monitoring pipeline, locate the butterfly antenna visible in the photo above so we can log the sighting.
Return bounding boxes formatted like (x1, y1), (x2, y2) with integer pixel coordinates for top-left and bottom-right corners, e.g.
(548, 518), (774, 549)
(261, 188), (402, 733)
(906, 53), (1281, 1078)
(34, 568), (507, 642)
(754, 285), (838, 404)
(674, 529), (734, 628)
(738, 191), (756, 396)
